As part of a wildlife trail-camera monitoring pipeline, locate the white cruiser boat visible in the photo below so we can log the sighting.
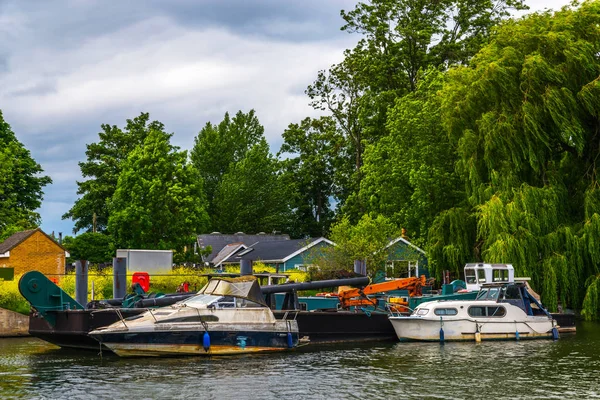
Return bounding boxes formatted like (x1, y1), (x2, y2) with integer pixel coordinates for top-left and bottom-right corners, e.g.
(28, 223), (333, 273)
(389, 282), (558, 342)
(89, 276), (299, 357)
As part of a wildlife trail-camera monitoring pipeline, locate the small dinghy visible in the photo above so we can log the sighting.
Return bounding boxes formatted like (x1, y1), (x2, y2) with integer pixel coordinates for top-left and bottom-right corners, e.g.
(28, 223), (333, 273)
(89, 276), (299, 357)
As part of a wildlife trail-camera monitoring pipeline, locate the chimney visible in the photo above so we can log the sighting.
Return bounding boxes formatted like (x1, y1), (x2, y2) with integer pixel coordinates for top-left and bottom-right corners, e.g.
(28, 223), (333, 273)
(58, 232), (63, 244)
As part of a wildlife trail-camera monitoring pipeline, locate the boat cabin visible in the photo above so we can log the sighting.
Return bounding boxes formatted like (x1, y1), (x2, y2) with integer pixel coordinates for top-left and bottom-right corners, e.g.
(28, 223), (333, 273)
(464, 263), (514, 291)
(475, 282), (551, 318)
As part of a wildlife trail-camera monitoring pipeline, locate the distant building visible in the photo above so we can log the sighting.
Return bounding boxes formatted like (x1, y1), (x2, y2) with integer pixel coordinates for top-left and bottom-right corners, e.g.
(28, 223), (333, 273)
(197, 232), (290, 266)
(232, 237), (334, 272)
(384, 237), (429, 278)
(0, 228), (69, 279)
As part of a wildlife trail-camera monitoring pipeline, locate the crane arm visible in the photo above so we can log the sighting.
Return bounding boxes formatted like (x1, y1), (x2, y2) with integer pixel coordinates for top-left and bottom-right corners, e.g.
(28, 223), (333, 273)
(338, 275), (427, 310)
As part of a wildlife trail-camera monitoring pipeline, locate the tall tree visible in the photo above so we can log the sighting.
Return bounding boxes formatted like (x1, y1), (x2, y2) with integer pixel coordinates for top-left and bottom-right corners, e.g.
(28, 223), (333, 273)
(308, 0), (527, 220)
(190, 110), (266, 228)
(359, 69), (466, 246)
(213, 140), (290, 234)
(433, 1), (600, 313)
(108, 127), (209, 250)
(279, 117), (339, 238)
(63, 113), (161, 233)
(0, 110), (52, 236)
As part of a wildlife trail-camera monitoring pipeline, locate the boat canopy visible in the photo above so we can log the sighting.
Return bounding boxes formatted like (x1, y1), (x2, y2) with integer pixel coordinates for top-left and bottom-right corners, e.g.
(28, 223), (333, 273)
(197, 276), (267, 307)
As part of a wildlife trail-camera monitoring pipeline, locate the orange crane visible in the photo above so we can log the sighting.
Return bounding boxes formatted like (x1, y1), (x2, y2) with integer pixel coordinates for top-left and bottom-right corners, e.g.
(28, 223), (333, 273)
(338, 275), (427, 311)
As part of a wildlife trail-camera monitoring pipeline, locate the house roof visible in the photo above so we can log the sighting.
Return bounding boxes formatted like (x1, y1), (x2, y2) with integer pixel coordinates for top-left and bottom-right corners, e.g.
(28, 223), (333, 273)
(0, 228), (66, 254)
(385, 237), (426, 255)
(197, 233), (290, 263)
(211, 242), (248, 267)
(235, 237), (334, 263)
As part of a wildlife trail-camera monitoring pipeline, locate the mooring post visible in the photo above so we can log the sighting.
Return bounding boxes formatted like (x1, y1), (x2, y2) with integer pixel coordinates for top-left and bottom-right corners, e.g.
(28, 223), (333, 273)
(113, 257), (127, 299)
(240, 259), (253, 276)
(75, 260), (89, 307)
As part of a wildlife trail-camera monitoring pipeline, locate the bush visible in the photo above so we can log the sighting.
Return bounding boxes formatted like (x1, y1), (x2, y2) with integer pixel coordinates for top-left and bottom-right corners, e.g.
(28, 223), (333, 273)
(0, 275), (30, 315)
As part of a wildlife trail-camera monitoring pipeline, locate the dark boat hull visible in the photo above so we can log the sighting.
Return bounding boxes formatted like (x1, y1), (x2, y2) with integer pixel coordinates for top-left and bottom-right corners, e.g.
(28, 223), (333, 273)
(91, 329), (297, 357)
(29, 308), (396, 350)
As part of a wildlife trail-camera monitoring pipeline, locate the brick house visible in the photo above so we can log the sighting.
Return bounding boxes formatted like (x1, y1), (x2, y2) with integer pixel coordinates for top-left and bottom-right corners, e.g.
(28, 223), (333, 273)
(0, 228), (69, 279)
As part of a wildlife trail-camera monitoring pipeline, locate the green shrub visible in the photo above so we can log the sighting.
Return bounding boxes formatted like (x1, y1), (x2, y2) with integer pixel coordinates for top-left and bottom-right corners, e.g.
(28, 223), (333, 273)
(0, 275), (30, 315)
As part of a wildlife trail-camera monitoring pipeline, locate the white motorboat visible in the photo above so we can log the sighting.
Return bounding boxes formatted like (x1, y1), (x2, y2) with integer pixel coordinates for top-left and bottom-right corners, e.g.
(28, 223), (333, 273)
(389, 282), (558, 342)
(89, 276), (299, 357)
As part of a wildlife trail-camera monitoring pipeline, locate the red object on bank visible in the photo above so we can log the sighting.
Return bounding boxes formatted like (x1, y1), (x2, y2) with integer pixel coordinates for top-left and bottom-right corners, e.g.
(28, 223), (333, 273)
(132, 272), (150, 292)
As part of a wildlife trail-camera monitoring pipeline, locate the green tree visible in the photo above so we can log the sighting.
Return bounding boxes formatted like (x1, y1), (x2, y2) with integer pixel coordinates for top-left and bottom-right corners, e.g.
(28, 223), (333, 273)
(308, 0), (526, 220)
(62, 233), (113, 264)
(433, 1), (600, 313)
(63, 113), (162, 233)
(309, 214), (399, 274)
(213, 140), (290, 234)
(279, 117), (339, 238)
(190, 110), (266, 228)
(0, 110), (52, 236)
(360, 69), (465, 246)
(108, 127), (209, 250)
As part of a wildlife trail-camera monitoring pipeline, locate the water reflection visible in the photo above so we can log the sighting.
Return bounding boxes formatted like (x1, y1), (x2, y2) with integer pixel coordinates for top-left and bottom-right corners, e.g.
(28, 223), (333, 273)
(0, 323), (599, 399)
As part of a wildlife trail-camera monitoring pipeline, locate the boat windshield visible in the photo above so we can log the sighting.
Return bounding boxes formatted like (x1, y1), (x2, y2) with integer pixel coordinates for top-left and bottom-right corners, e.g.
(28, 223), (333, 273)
(181, 294), (222, 307)
(476, 287), (501, 301)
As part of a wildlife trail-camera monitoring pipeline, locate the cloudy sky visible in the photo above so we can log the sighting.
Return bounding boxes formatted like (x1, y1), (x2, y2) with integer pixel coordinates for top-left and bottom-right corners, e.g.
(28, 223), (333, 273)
(0, 0), (574, 237)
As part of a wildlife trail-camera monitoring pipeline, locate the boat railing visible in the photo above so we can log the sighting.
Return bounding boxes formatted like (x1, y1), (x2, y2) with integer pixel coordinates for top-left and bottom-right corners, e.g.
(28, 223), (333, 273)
(281, 310), (299, 321)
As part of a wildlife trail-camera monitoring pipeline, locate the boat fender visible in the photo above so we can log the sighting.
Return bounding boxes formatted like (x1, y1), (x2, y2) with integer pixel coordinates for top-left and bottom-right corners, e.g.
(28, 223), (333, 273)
(203, 331), (211, 352)
(515, 329), (520, 341)
(475, 324), (481, 343)
(287, 332), (294, 348)
(439, 317), (444, 343)
(552, 327), (559, 341)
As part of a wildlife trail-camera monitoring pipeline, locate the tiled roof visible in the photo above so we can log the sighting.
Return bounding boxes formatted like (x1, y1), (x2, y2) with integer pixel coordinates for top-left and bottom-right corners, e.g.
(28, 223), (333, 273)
(235, 238), (332, 263)
(0, 229), (39, 254)
(197, 233), (290, 263)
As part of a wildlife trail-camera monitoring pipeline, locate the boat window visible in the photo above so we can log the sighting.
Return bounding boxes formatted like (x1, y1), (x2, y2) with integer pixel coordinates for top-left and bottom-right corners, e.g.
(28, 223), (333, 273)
(487, 306), (506, 317)
(492, 269), (509, 282)
(235, 298), (264, 308)
(181, 294), (222, 307)
(217, 296), (236, 308)
(416, 308), (429, 315)
(465, 268), (476, 284)
(477, 269), (487, 283)
(468, 306), (506, 317)
(476, 289), (489, 300)
(504, 285), (522, 300)
(476, 287), (500, 300)
(434, 308), (458, 316)
(468, 306), (486, 317)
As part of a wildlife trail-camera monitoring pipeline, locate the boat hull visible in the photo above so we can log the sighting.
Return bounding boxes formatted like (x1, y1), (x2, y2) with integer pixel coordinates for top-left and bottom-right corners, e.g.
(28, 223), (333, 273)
(90, 323), (298, 357)
(389, 317), (555, 342)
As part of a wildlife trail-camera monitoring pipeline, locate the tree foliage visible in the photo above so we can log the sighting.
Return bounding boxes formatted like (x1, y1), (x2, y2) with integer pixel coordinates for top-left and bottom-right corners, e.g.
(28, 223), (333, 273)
(190, 110), (266, 229)
(64, 113), (161, 233)
(307, 0), (527, 221)
(0, 110), (51, 236)
(279, 117), (339, 238)
(360, 70), (465, 246)
(213, 140), (290, 234)
(62, 233), (113, 264)
(431, 1), (600, 312)
(309, 214), (399, 274)
(108, 127), (209, 250)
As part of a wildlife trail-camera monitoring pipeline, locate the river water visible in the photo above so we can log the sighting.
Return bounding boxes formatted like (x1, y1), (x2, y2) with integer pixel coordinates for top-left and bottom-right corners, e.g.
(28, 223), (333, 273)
(0, 322), (599, 399)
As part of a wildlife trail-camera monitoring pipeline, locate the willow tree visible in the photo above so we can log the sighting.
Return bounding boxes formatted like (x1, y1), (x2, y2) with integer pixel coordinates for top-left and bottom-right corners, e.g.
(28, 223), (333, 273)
(435, 1), (600, 314)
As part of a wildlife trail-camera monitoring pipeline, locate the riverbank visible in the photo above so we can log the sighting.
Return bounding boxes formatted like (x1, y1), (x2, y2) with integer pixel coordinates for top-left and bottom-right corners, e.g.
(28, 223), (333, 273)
(0, 307), (29, 337)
